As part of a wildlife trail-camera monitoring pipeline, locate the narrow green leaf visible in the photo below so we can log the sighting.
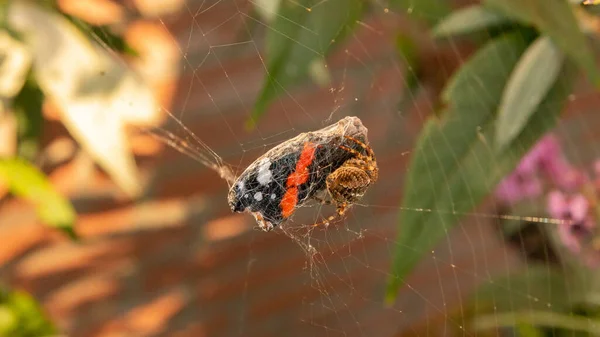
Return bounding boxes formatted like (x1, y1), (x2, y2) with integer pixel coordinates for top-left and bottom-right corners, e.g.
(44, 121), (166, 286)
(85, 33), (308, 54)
(88, 25), (139, 57)
(13, 77), (44, 160)
(385, 33), (576, 303)
(65, 15), (140, 57)
(388, 0), (451, 25)
(473, 311), (600, 334)
(248, 0), (363, 128)
(395, 32), (420, 87)
(485, 0), (600, 87)
(496, 36), (564, 152)
(395, 32), (421, 112)
(253, 0), (281, 23)
(308, 58), (331, 87)
(432, 5), (511, 39)
(0, 158), (77, 239)
(516, 323), (545, 337)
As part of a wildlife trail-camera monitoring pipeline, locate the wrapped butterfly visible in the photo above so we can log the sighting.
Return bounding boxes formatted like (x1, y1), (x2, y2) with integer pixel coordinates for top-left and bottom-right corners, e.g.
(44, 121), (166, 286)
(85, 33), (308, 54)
(228, 116), (378, 231)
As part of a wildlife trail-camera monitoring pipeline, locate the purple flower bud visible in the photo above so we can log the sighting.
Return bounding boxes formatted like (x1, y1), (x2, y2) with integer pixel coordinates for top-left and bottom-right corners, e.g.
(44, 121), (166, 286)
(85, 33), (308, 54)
(594, 159), (600, 176)
(543, 157), (586, 191)
(518, 134), (561, 173)
(496, 133), (586, 203)
(547, 190), (568, 219)
(547, 190), (594, 254)
(569, 194), (589, 223)
(495, 172), (542, 203)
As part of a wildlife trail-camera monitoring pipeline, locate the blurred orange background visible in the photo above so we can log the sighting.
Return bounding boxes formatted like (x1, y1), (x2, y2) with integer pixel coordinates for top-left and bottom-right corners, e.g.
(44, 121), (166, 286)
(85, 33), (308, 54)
(4, 0), (600, 336)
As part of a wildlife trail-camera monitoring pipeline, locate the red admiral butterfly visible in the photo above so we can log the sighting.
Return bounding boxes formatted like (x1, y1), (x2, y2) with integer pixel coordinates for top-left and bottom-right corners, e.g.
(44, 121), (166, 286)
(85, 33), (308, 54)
(228, 116), (378, 231)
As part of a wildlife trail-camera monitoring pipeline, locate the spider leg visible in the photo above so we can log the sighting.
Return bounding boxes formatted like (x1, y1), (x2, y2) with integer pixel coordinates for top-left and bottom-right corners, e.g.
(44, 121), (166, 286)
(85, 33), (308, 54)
(311, 203), (348, 228)
(343, 135), (374, 158)
(338, 145), (377, 171)
(312, 194), (333, 205)
(339, 145), (364, 159)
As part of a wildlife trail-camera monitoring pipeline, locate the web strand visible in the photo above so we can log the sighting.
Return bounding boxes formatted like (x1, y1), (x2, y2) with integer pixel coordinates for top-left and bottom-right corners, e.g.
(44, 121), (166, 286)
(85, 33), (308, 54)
(80, 1), (599, 336)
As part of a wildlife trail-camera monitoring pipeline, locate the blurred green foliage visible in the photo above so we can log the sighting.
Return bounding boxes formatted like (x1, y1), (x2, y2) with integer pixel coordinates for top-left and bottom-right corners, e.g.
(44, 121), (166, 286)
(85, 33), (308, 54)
(0, 288), (56, 337)
(386, 33), (576, 302)
(432, 5), (511, 39)
(248, 0), (363, 128)
(0, 158), (77, 239)
(13, 76), (44, 161)
(386, 0), (598, 303)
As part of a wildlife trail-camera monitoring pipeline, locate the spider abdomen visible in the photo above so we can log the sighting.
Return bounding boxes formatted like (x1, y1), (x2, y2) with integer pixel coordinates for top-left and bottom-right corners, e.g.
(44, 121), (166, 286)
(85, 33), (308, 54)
(326, 165), (372, 203)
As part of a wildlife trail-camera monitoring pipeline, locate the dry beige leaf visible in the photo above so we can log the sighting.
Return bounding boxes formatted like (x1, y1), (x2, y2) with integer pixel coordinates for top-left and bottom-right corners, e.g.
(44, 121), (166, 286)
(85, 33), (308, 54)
(0, 31), (31, 98)
(0, 30), (32, 158)
(0, 111), (17, 158)
(8, 1), (162, 198)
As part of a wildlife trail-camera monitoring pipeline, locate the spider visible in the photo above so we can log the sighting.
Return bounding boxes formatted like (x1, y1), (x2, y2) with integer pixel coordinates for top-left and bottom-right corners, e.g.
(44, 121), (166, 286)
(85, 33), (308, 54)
(227, 116), (377, 231)
(311, 135), (378, 227)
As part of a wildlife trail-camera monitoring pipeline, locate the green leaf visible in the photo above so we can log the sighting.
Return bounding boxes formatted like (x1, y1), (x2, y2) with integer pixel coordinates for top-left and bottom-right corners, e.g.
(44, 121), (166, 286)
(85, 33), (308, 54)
(13, 77), (44, 161)
(385, 33), (576, 303)
(473, 311), (600, 334)
(308, 58), (331, 87)
(496, 36), (564, 152)
(0, 158), (77, 239)
(253, 0), (281, 23)
(395, 32), (420, 87)
(248, 0), (363, 128)
(388, 0), (451, 25)
(432, 5), (512, 39)
(471, 265), (571, 312)
(88, 25), (139, 57)
(0, 306), (17, 336)
(3, 290), (57, 337)
(64, 15), (139, 57)
(485, 0), (600, 87)
(516, 323), (545, 337)
(395, 32), (421, 110)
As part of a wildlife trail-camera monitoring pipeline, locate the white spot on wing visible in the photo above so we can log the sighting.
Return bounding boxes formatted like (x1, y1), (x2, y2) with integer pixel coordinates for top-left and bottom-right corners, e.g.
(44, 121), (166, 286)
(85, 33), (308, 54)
(271, 193), (276, 199)
(254, 192), (263, 201)
(256, 158), (273, 186)
(237, 180), (245, 192)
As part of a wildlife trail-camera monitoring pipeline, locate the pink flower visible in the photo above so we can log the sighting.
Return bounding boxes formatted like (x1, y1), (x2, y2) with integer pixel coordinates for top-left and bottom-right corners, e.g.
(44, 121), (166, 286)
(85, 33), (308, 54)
(495, 134), (585, 203)
(594, 159), (600, 176)
(497, 134), (600, 266)
(519, 134), (561, 173)
(532, 134), (585, 190)
(542, 156), (586, 191)
(593, 159), (600, 191)
(547, 191), (594, 253)
(495, 173), (542, 203)
(495, 135), (558, 203)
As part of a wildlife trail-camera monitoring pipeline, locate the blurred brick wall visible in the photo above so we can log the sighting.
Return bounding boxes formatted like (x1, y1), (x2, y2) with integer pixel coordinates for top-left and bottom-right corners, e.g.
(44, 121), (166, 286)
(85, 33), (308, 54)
(4, 0), (600, 336)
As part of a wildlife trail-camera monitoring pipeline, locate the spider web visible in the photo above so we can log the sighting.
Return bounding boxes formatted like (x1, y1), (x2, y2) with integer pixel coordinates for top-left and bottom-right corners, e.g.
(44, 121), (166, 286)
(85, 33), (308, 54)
(87, 0), (600, 336)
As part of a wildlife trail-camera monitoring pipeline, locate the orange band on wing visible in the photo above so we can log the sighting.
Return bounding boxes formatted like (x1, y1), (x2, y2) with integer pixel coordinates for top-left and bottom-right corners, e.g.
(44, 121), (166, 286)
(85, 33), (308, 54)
(280, 142), (317, 218)
(280, 187), (299, 218)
